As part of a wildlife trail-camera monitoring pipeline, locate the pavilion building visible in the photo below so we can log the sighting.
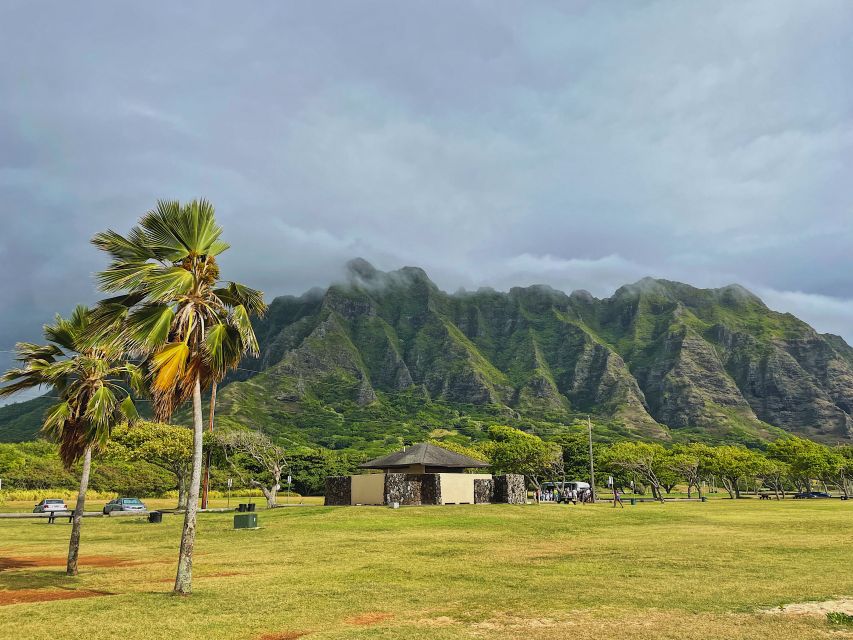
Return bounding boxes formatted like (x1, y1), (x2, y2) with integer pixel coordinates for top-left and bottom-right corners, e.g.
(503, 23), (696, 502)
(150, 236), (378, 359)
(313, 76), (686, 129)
(324, 443), (526, 506)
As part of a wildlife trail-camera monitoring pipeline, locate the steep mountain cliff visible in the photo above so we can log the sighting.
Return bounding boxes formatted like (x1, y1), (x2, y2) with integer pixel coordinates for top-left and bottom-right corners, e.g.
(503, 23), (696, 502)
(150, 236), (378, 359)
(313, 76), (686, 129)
(3, 260), (852, 449)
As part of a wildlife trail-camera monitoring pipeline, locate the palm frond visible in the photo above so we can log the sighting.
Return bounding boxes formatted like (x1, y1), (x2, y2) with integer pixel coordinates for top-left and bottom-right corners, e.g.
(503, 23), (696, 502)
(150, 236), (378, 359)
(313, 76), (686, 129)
(214, 282), (266, 315)
(11, 342), (62, 362)
(141, 267), (194, 302)
(43, 312), (83, 352)
(96, 261), (158, 292)
(91, 229), (156, 261)
(178, 199), (225, 255)
(123, 363), (146, 396)
(85, 385), (118, 432)
(204, 322), (243, 376)
(119, 394), (139, 423)
(0, 375), (44, 397)
(151, 342), (190, 392)
(42, 400), (73, 436)
(232, 304), (260, 356)
(140, 200), (190, 261)
(125, 304), (175, 350)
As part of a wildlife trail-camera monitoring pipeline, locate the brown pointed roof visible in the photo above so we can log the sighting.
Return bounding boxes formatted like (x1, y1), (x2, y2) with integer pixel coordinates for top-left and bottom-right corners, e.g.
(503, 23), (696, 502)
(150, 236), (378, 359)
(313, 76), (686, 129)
(360, 443), (489, 470)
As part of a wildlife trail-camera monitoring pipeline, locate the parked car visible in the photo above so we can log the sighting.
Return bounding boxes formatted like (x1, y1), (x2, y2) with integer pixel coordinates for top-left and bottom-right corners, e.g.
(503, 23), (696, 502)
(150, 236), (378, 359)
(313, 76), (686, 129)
(33, 499), (68, 513)
(103, 497), (147, 514)
(793, 491), (832, 499)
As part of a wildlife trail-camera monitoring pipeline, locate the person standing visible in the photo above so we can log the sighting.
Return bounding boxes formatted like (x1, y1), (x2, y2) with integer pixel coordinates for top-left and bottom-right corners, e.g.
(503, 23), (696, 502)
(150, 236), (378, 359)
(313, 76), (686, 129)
(613, 487), (624, 509)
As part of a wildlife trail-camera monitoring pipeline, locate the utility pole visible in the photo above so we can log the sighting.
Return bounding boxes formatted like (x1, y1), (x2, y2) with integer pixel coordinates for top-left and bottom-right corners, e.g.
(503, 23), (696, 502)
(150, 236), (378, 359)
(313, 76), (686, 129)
(588, 415), (596, 503)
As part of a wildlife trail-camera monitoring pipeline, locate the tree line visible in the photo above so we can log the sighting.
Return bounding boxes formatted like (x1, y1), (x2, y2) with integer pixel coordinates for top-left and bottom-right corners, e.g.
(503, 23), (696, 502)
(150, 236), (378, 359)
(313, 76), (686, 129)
(468, 426), (853, 501)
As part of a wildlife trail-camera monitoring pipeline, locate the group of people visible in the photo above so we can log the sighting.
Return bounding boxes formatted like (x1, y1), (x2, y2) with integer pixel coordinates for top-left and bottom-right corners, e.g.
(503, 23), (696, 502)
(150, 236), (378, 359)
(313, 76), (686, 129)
(534, 486), (594, 505)
(533, 485), (625, 507)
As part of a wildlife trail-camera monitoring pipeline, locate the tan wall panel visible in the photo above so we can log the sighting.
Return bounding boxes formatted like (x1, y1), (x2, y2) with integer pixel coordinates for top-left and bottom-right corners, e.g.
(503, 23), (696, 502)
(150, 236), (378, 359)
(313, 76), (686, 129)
(351, 473), (385, 505)
(438, 473), (492, 504)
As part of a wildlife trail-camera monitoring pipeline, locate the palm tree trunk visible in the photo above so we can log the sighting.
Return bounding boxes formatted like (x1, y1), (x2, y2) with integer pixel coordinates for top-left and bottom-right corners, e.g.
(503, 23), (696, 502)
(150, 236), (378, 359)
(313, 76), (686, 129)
(201, 381), (217, 510)
(67, 446), (92, 576)
(177, 471), (189, 510)
(174, 376), (204, 595)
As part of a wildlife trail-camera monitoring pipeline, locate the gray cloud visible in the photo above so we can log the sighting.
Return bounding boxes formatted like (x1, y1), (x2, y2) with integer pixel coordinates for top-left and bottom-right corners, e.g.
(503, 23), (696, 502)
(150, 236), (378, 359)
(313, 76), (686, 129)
(1, 1), (852, 404)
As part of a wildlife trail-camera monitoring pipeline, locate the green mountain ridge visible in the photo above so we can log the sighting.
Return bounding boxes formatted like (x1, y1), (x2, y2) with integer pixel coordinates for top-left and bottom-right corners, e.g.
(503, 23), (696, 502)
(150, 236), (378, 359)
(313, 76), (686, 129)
(3, 259), (852, 451)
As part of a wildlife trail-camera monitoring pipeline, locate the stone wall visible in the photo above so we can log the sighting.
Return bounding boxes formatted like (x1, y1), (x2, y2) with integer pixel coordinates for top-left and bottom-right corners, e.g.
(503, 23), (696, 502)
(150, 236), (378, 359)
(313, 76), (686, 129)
(384, 473), (442, 505)
(494, 474), (526, 504)
(324, 476), (352, 506)
(474, 478), (494, 503)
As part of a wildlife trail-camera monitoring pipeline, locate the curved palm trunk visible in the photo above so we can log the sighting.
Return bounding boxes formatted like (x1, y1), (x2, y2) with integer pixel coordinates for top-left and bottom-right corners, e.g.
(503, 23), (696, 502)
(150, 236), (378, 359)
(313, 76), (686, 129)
(174, 376), (204, 595)
(67, 446), (92, 576)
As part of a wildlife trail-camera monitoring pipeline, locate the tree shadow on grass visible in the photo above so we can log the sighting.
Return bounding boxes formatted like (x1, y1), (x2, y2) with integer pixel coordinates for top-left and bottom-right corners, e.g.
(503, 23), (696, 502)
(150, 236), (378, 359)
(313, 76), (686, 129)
(0, 569), (71, 590)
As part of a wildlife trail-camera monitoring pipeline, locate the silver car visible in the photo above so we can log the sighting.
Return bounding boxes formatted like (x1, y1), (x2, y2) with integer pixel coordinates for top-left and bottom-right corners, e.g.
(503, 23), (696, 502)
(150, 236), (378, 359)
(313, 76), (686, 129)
(103, 497), (146, 514)
(33, 498), (68, 513)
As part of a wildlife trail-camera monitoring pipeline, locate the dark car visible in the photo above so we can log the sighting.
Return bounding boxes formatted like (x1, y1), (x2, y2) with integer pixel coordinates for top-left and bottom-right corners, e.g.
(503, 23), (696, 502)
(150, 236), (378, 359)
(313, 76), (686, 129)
(103, 497), (147, 514)
(793, 491), (831, 499)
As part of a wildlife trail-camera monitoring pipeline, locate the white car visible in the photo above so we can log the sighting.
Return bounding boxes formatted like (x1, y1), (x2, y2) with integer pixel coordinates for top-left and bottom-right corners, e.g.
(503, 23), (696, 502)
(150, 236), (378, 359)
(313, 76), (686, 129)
(33, 499), (68, 513)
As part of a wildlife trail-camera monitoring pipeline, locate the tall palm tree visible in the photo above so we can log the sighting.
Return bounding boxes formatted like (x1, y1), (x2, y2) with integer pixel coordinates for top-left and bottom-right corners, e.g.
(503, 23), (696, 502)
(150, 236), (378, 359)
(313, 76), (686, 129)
(0, 306), (140, 575)
(90, 199), (265, 595)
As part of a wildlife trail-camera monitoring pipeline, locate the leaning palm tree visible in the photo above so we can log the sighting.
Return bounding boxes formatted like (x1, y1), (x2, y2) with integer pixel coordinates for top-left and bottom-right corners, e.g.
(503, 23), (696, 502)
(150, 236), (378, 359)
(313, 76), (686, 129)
(90, 199), (265, 595)
(0, 306), (140, 576)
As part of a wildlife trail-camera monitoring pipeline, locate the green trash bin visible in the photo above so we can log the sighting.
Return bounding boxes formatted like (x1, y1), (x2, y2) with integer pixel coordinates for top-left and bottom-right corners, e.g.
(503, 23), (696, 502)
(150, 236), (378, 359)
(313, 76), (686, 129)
(234, 513), (258, 529)
(630, 498), (637, 506)
(700, 496), (708, 503)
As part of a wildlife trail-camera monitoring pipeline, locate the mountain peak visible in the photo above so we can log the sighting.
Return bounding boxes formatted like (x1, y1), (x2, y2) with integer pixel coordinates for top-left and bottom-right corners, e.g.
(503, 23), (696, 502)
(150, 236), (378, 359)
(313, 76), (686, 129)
(346, 258), (380, 281)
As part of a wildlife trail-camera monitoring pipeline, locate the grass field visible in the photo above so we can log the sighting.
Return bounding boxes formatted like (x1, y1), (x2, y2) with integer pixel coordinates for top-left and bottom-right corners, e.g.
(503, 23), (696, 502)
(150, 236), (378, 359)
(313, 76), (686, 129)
(1, 500), (851, 639)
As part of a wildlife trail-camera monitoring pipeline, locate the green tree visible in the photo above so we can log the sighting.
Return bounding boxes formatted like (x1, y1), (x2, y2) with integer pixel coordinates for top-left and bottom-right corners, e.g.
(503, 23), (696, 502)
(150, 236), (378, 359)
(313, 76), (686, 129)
(753, 456), (789, 499)
(705, 446), (763, 499)
(767, 437), (833, 493)
(90, 199), (266, 594)
(0, 306), (140, 575)
(835, 446), (853, 498)
(479, 425), (560, 490)
(286, 448), (365, 496)
(108, 421), (193, 509)
(216, 430), (288, 508)
(601, 442), (669, 502)
(670, 443), (716, 498)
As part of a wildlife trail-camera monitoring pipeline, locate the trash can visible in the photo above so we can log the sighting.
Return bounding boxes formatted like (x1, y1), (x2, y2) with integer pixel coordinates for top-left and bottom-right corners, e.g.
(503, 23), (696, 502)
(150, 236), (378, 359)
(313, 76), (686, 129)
(148, 511), (163, 523)
(630, 498), (637, 506)
(700, 496), (708, 503)
(246, 503), (256, 512)
(234, 513), (258, 529)
(237, 503), (247, 512)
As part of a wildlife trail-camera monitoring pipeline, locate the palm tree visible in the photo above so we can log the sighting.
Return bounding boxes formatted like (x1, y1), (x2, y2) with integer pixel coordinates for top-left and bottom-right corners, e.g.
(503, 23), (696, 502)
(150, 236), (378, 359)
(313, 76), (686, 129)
(0, 306), (140, 575)
(90, 199), (266, 595)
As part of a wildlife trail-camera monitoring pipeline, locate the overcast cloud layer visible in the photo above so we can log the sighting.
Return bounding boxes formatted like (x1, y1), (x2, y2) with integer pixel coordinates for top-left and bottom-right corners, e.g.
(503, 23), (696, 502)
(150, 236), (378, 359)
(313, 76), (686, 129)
(1, 1), (852, 404)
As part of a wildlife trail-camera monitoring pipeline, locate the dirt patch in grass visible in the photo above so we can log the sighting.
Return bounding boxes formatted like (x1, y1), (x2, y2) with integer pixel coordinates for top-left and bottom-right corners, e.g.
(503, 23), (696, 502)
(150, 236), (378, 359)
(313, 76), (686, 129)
(0, 556), (136, 571)
(764, 598), (853, 617)
(0, 589), (112, 606)
(416, 616), (459, 628)
(472, 614), (559, 630)
(256, 633), (309, 640)
(345, 612), (394, 626)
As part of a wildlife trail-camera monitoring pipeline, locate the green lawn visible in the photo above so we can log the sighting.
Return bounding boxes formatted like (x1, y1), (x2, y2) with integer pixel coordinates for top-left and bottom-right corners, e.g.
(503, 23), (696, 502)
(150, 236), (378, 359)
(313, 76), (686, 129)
(1, 500), (850, 639)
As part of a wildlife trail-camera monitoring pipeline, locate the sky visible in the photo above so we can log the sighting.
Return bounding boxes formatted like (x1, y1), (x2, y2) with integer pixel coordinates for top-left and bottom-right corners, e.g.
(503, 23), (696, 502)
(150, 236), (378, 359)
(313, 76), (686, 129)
(1, 1), (852, 404)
